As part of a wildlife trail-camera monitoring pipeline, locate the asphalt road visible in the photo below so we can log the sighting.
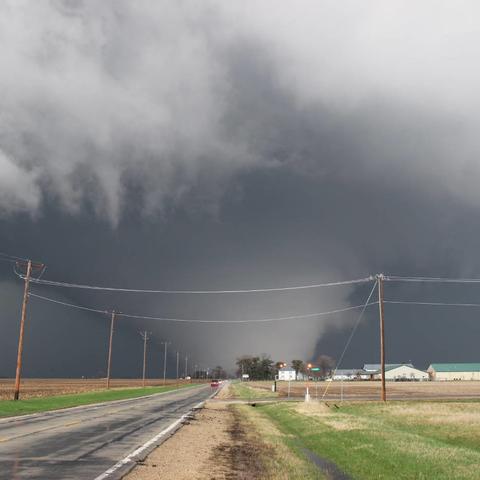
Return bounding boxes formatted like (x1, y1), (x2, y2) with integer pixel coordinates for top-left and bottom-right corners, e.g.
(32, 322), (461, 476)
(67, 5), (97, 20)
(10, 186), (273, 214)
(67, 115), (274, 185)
(0, 385), (213, 480)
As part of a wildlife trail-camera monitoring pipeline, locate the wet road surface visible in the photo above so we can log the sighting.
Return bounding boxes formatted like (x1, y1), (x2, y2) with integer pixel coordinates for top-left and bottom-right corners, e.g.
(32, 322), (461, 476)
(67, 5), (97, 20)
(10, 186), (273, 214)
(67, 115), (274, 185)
(0, 385), (212, 480)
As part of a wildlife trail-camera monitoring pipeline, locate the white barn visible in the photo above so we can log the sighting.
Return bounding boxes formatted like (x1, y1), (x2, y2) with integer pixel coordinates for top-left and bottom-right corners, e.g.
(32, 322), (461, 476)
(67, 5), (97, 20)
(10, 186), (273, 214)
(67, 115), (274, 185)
(373, 364), (428, 381)
(364, 363), (413, 373)
(427, 363), (480, 381)
(331, 369), (369, 381)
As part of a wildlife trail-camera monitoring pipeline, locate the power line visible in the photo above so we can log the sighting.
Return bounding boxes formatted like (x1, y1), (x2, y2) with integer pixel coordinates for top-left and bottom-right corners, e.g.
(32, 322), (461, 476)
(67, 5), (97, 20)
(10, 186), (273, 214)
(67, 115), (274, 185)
(0, 251), (29, 262)
(16, 271), (480, 290)
(321, 280), (378, 401)
(28, 292), (378, 324)
(118, 304), (378, 323)
(385, 300), (480, 308)
(385, 275), (480, 284)
(29, 293), (109, 315)
(19, 274), (374, 294)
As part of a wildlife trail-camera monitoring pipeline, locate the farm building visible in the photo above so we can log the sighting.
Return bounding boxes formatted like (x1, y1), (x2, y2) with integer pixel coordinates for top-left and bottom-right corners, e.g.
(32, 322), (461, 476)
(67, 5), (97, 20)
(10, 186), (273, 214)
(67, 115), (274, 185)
(372, 364), (428, 381)
(331, 369), (369, 381)
(364, 363), (413, 373)
(427, 363), (480, 381)
(277, 367), (296, 381)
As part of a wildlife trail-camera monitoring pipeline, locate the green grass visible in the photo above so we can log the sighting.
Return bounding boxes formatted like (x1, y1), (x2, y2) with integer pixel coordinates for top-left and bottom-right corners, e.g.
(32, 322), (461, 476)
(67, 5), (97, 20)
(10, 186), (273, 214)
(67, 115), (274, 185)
(233, 404), (324, 479)
(0, 384), (200, 418)
(230, 381), (278, 399)
(259, 400), (480, 480)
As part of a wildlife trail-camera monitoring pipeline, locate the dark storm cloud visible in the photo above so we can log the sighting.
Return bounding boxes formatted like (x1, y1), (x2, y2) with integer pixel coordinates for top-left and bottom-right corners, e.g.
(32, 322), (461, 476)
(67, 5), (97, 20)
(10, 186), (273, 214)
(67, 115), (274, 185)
(2, 1), (480, 376)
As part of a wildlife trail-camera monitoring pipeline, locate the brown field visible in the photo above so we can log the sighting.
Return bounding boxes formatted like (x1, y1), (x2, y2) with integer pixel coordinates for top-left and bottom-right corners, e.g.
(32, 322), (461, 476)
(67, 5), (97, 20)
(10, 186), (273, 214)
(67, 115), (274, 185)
(4, 378), (480, 402)
(0, 378), (207, 400)
(243, 380), (480, 401)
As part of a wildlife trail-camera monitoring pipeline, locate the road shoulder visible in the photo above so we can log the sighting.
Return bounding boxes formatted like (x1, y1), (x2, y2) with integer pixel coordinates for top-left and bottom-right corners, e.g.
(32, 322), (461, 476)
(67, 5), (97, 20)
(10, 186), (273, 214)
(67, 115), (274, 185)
(124, 399), (321, 480)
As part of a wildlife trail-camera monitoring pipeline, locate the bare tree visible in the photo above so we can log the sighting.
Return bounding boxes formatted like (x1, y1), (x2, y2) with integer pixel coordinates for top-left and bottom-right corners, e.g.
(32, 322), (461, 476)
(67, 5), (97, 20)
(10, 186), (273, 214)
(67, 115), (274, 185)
(316, 355), (335, 377)
(211, 365), (227, 379)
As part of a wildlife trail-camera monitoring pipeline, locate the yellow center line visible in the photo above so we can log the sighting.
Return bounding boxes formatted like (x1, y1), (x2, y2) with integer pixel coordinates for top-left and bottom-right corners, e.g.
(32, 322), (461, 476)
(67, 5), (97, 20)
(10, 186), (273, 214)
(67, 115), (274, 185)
(0, 420), (85, 443)
(0, 407), (131, 443)
(62, 420), (81, 427)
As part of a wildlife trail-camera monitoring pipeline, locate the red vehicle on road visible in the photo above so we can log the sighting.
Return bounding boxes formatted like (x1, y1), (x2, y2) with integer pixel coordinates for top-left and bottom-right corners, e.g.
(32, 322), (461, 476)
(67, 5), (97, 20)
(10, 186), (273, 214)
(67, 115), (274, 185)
(210, 380), (220, 388)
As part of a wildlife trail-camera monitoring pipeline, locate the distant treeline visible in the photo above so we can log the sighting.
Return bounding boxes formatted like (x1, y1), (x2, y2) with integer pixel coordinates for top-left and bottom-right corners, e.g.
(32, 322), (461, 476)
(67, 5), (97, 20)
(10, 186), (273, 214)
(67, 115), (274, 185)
(236, 354), (335, 380)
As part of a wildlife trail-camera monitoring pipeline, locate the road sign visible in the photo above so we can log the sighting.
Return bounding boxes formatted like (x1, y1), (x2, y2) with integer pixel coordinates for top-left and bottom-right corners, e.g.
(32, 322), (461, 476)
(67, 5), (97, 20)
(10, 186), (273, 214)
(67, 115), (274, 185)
(311, 367), (321, 371)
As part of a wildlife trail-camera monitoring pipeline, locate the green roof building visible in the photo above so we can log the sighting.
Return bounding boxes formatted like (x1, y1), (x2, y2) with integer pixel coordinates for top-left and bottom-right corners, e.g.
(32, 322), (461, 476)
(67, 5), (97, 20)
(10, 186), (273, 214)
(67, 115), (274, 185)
(427, 363), (480, 381)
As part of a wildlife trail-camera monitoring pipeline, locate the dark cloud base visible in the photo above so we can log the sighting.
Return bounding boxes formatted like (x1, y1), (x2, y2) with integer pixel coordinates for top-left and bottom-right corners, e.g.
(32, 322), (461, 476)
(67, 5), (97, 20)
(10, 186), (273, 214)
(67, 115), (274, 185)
(2, 2), (480, 376)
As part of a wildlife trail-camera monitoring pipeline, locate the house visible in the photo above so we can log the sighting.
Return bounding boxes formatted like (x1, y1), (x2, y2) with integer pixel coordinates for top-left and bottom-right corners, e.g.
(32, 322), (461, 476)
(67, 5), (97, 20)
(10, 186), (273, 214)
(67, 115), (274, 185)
(372, 364), (428, 381)
(427, 363), (480, 381)
(331, 369), (369, 381)
(278, 367), (296, 381)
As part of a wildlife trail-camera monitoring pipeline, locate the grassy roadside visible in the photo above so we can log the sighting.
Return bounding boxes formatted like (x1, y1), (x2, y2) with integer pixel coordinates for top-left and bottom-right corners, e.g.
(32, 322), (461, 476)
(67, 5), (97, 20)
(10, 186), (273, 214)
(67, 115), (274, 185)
(230, 381), (278, 399)
(0, 383), (200, 418)
(231, 403), (323, 479)
(259, 400), (480, 480)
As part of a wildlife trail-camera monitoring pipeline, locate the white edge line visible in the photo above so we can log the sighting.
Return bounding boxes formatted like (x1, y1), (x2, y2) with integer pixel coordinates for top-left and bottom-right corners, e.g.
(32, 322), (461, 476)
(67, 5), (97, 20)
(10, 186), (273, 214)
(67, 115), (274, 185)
(93, 385), (222, 480)
(93, 412), (191, 480)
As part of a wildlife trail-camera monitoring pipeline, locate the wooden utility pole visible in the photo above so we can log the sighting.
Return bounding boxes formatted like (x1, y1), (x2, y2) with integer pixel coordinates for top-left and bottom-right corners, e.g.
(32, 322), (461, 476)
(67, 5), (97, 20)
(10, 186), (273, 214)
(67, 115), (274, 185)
(377, 273), (386, 402)
(140, 331), (150, 388)
(13, 259), (32, 401)
(184, 355), (188, 378)
(176, 351), (179, 388)
(106, 310), (116, 390)
(161, 341), (170, 385)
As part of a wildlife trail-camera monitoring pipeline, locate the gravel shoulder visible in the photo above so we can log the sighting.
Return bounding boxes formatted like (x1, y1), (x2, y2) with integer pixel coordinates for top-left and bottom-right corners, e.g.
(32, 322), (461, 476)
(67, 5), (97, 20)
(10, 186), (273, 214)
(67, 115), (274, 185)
(124, 395), (320, 479)
(124, 401), (239, 480)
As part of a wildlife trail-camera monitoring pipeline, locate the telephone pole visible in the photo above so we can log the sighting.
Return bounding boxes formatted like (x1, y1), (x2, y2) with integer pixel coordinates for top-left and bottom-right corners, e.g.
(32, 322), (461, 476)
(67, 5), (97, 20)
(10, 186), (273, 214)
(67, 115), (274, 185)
(13, 259), (36, 401)
(106, 310), (116, 390)
(139, 331), (150, 388)
(176, 351), (180, 388)
(377, 273), (386, 402)
(161, 341), (170, 385)
(184, 355), (188, 378)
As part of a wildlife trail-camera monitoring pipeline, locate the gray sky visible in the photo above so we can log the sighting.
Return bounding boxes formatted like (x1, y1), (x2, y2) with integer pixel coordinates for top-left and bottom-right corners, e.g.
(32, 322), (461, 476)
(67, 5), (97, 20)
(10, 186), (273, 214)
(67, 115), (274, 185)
(2, 1), (480, 376)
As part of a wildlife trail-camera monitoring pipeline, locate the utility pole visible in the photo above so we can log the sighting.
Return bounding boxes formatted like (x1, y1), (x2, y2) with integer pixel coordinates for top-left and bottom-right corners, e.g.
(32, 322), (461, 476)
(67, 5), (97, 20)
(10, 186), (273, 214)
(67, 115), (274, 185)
(176, 351), (180, 388)
(106, 310), (116, 390)
(184, 355), (188, 378)
(139, 331), (150, 388)
(377, 273), (386, 402)
(13, 259), (33, 401)
(161, 341), (170, 385)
